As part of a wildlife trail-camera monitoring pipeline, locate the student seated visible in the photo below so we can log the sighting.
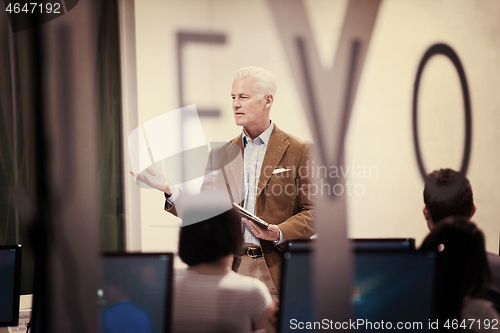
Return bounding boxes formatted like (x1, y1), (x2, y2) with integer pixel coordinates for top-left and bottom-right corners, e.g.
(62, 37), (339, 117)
(422, 168), (500, 298)
(420, 216), (500, 332)
(172, 206), (277, 333)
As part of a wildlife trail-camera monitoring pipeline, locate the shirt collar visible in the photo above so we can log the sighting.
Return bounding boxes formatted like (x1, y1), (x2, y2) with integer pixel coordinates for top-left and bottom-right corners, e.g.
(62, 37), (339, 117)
(242, 121), (274, 147)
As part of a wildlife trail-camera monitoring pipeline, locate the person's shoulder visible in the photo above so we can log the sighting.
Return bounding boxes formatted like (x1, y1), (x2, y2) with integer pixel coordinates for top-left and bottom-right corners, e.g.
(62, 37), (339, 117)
(462, 296), (500, 321)
(175, 267), (216, 282)
(223, 272), (272, 305)
(224, 272), (270, 292)
(272, 125), (315, 163)
(174, 267), (190, 281)
(273, 125), (313, 149)
(486, 252), (500, 293)
(463, 296), (494, 307)
(229, 132), (243, 144)
(224, 270), (262, 284)
(208, 133), (242, 154)
(487, 252), (500, 266)
(206, 134), (242, 167)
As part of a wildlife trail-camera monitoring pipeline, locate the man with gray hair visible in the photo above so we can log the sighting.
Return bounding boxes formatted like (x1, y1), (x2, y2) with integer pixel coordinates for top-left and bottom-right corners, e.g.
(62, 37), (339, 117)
(221, 66), (315, 295)
(135, 66), (315, 295)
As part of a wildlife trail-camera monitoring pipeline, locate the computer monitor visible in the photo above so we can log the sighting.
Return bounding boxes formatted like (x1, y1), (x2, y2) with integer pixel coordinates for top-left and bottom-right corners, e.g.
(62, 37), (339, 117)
(99, 253), (174, 333)
(278, 242), (437, 333)
(352, 238), (415, 251)
(353, 250), (437, 332)
(0, 244), (22, 327)
(278, 240), (314, 333)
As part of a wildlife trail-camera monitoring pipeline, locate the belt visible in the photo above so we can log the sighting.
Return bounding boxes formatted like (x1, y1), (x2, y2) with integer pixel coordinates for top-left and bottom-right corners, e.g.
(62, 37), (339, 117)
(241, 244), (263, 258)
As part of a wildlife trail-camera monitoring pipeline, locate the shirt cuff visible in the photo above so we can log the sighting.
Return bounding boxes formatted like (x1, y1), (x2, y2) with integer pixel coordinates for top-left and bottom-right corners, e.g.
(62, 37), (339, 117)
(273, 229), (284, 245)
(164, 186), (179, 205)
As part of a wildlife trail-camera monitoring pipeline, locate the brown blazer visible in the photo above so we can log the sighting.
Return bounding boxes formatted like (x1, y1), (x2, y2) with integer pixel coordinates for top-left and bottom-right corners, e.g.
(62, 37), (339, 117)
(165, 125), (316, 291)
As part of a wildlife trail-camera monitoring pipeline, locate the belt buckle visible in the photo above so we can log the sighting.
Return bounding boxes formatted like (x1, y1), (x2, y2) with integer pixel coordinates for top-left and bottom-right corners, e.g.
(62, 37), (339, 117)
(246, 247), (259, 258)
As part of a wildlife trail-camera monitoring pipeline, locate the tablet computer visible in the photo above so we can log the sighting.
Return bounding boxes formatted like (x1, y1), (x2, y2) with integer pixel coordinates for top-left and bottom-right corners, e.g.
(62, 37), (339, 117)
(232, 202), (269, 229)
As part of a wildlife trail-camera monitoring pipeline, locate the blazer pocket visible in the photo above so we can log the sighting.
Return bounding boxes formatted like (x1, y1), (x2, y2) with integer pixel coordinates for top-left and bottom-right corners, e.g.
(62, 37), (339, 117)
(264, 172), (296, 212)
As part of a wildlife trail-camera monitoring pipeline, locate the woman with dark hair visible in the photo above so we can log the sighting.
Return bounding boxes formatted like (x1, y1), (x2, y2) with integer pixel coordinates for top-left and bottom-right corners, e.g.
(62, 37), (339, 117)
(420, 216), (499, 332)
(172, 207), (276, 333)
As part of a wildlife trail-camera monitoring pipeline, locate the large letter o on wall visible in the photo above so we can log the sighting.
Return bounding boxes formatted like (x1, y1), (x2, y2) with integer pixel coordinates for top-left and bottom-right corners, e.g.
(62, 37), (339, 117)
(412, 43), (472, 180)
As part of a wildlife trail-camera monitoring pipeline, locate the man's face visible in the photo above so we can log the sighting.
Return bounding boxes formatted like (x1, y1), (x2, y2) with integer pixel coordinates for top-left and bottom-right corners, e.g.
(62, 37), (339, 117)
(231, 77), (269, 132)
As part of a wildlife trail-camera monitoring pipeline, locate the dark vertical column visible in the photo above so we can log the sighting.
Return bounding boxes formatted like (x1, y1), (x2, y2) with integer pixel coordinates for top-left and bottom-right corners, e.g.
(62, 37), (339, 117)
(7, 27), (20, 245)
(29, 1), (101, 332)
(30, 15), (49, 332)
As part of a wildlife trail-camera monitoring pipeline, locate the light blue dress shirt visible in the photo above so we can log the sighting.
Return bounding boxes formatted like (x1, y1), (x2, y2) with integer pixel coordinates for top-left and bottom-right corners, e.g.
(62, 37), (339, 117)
(242, 122), (276, 246)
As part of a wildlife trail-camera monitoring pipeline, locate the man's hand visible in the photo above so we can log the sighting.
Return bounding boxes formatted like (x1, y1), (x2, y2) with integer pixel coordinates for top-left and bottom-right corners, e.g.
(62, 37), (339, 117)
(129, 168), (173, 195)
(244, 218), (280, 242)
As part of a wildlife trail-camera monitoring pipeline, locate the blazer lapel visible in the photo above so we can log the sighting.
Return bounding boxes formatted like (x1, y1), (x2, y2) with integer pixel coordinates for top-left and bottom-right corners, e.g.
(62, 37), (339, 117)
(256, 126), (289, 198)
(225, 134), (244, 203)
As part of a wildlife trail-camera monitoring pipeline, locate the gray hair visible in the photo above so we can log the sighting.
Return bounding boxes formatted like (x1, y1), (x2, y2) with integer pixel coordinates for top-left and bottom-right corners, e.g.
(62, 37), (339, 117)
(233, 67), (277, 98)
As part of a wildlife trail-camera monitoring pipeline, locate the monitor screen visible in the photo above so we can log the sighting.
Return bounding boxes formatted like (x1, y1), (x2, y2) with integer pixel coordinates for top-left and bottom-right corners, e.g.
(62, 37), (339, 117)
(99, 253), (173, 333)
(0, 245), (22, 327)
(353, 251), (436, 332)
(278, 241), (314, 333)
(278, 242), (436, 333)
(352, 238), (415, 251)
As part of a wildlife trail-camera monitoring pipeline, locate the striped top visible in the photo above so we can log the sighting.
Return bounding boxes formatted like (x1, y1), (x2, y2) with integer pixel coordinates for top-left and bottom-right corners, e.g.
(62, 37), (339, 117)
(173, 268), (272, 333)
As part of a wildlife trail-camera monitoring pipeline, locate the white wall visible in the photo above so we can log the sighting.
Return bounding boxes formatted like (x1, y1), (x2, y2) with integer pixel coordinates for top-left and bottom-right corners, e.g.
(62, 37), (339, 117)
(126, 0), (500, 254)
(346, 0), (500, 252)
